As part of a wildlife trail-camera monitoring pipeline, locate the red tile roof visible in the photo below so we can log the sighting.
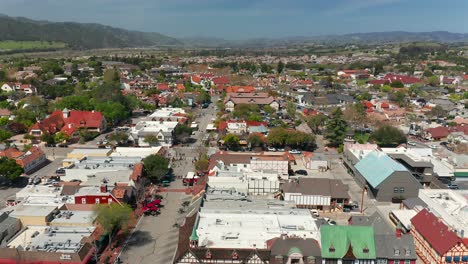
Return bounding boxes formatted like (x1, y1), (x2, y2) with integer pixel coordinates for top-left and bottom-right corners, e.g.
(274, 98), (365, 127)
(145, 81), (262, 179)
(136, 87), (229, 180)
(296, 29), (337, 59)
(157, 83), (170, 91)
(0, 146), (45, 169)
(31, 110), (105, 136)
(226, 86), (256, 93)
(411, 209), (463, 255)
(130, 163), (143, 181)
(212, 76), (230, 85)
(384, 74), (421, 85)
(191, 75), (202, 84)
(368, 79), (389, 85)
(381, 102), (390, 109)
(426, 127), (450, 139)
(362, 101), (374, 109)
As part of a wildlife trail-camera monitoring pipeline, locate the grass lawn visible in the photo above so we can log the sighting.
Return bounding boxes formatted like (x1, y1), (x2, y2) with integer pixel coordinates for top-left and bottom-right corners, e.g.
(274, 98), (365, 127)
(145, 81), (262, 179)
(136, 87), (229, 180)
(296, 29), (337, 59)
(0, 40), (66, 51)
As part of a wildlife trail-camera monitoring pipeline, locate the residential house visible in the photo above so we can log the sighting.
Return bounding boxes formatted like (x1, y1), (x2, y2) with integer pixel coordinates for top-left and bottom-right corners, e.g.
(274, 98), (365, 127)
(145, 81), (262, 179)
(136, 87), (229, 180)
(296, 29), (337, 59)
(282, 178), (350, 211)
(30, 109), (107, 138)
(0, 146), (47, 174)
(411, 209), (468, 264)
(320, 225), (376, 264)
(352, 151), (421, 202)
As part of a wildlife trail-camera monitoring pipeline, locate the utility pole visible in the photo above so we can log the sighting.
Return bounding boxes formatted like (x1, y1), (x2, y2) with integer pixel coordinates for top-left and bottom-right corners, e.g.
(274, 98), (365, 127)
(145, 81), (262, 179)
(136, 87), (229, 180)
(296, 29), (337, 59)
(360, 186), (367, 214)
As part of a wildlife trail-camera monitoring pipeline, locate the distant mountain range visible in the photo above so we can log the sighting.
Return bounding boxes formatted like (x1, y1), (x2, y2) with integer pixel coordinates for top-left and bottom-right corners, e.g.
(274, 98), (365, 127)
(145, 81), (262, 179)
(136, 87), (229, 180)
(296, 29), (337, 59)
(0, 14), (467, 49)
(184, 31), (468, 48)
(0, 14), (181, 49)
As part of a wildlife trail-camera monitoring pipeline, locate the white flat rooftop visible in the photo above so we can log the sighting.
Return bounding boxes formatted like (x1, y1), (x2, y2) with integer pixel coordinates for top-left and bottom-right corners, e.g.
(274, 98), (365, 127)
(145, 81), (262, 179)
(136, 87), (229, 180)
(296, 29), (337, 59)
(50, 210), (95, 226)
(196, 209), (319, 249)
(111, 146), (162, 158)
(10, 204), (58, 217)
(418, 189), (468, 235)
(8, 226), (95, 253)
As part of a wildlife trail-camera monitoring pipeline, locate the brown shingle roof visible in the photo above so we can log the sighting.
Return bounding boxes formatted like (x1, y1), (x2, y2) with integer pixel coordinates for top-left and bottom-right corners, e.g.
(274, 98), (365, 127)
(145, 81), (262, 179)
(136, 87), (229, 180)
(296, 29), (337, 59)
(282, 178), (350, 199)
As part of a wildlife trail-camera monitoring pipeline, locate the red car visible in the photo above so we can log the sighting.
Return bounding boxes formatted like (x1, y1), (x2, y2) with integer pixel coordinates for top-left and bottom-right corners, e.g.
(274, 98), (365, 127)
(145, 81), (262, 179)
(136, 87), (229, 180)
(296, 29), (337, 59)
(147, 199), (162, 207)
(143, 206), (160, 216)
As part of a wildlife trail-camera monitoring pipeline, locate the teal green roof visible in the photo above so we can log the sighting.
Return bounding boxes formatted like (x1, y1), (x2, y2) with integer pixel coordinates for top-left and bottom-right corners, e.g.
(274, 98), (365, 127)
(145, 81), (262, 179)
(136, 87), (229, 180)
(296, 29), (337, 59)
(287, 247), (302, 256)
(320, 226), (376, 259)
(355, 151), (408, 188)
(454, 171), (468, 177)
(189, 227), (199, 241)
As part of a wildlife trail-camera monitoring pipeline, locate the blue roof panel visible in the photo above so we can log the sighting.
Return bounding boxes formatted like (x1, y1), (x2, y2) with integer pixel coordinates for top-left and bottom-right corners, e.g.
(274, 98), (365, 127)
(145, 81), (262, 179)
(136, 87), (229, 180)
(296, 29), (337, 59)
(354, 151), (408, 188)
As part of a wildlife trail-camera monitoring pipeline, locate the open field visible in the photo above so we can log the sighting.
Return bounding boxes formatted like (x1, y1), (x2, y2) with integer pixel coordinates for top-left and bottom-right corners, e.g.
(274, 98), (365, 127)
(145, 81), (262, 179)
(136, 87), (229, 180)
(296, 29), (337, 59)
(0, 40), (66, 51)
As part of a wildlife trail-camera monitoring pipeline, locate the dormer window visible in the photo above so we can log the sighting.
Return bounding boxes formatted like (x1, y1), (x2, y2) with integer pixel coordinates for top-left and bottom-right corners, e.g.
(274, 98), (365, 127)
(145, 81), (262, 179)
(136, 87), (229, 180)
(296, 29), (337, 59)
(405, 249), (410, 256)
(394, 249), (400, 256)
(329, 246), (335, 253)
(363, 248), (369, 253)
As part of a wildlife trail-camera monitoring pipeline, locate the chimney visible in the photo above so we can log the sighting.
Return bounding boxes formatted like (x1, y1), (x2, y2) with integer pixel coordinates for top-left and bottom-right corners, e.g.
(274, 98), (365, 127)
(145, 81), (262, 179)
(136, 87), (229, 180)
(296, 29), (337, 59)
(100, 185), (107, 193)
(68, 123), (73, 129)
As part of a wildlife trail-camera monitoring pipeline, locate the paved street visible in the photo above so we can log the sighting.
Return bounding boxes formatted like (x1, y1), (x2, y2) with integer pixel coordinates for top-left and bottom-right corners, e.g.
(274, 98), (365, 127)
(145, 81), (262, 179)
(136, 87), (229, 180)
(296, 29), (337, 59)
(119, 102), (218, 264)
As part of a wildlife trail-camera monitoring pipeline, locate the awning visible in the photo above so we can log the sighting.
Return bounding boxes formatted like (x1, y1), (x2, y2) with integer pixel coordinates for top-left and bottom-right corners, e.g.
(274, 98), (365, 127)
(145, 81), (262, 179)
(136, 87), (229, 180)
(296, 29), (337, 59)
(454, 171), (468, 177)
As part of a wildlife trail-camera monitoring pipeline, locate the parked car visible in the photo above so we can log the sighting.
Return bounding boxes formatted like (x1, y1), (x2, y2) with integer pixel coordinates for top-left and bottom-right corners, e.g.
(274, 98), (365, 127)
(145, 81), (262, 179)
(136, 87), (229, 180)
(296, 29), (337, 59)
(267, 147), (277, 152)
(407, 141), (416, 146)
(55, 168), (66, 175)
(295, 170), (308, 176)
(428, 145), (437, 149)
(277, 148), (285, 152)
(143, 206), (160, 216)
(448, 183), (459, 189)
(288, 149), (302, 154)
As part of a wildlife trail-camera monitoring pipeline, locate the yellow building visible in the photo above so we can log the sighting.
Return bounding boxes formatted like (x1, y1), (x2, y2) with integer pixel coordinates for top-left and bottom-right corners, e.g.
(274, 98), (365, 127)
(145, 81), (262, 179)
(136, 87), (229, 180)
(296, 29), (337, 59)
(63, 148), (112, 167)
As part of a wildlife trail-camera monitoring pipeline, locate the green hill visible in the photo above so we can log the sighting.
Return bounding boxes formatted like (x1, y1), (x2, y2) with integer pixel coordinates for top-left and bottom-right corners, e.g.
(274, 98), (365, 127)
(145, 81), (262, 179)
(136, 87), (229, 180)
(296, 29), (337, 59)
(0, 15), (181, 49)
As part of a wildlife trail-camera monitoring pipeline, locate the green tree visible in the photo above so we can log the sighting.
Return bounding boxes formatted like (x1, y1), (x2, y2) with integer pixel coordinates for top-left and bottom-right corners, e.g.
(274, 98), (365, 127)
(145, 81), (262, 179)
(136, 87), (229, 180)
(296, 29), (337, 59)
(41, 133), (55, 145)
(174, 124), (192, 143)
(143, 135), (159, 146)
(143, 154), (169, 182)
(357, 92), (372, 101)
(194, 159), (209, 172)
(371, 125), (407, 147)
(0, 70), (6, 82)
(267, 128), (316, 150)
(223, 133), (240, 150)
(390, 80), (404, 88)
(0, 129), (12, 142)
(427, 76), (439, 86)
(306, 114), (327, 134)
(343, 103), (366, 128)
(0, 157), (24, 184)
(277, 61), (285, 74)
(423, 70), (433, 77)
(325, 108), (348, 147)
(427, 105), (447, 118)
(54, 132), (69, 143)
(103, 69), (120, 84)
(195, 91), (210, 105)
(263, 105), (276, 116)
(286, 102), (296, 119)
(247, 134), (266, 149)
(108, 131), (129, 145)
(94, 203), (133, 247)
(232, 104), (260, 120)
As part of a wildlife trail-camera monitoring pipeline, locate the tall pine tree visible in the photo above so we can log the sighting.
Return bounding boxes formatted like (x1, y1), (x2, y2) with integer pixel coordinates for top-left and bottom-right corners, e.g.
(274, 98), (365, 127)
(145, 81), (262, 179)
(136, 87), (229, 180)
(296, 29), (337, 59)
(325, 108), (348, 147)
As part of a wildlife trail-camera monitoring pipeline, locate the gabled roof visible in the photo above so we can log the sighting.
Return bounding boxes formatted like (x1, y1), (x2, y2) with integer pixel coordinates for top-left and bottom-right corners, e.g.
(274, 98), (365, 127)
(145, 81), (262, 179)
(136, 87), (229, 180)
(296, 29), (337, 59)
(282, 178), (349, 199)
(354, 151), (408, 188)
(269, 237), (321, 257)
(411, 209), (463, 256)
(321, 225), (376, 259)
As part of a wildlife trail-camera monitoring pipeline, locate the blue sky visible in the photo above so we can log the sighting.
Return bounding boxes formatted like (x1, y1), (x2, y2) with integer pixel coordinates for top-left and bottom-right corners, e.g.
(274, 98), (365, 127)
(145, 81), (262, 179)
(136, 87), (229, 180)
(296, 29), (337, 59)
(0, 0), (466, 39)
